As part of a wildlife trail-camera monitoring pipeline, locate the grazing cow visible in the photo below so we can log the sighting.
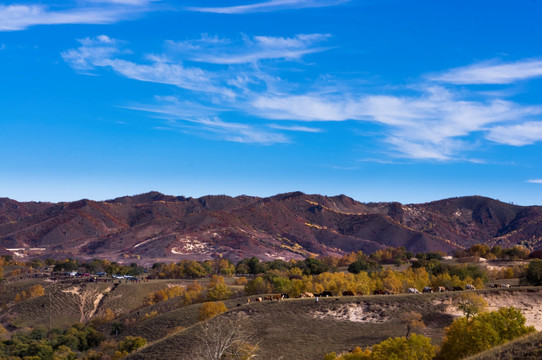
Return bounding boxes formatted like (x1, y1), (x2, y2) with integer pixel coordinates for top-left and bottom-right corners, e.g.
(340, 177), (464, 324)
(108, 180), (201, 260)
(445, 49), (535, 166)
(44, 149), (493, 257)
(500, 283), (511, 288)
(321, 291), (333, 297)
(342, 290), (355, 296)
(281, 293), (290, 299)
(465, 284), (475, 290)
(265, 295), (273, 301)
(374, 289), (386, 295)
(453, 286), (463, 291)
(272, 294), (282, 301)
(438, 286), (446, 292)
(255, 297), (263, 302)
(408, 288), (421, 294)
(423, 287), (433, 293)
(301, 292), (314, 298)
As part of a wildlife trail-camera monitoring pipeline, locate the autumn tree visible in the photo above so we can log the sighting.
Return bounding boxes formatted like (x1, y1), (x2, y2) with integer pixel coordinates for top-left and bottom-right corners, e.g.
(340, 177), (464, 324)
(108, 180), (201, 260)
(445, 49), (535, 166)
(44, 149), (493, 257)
(371, 334), (435, 360)
(400, 311), (425, 339)
(439, 307), (535, 360)
(14, 284), (45, 303)
(324, 346), (371, 360)
(456, 293), (487, 321)
(198, 302), (228, 321)
(206, 275), (233, 301)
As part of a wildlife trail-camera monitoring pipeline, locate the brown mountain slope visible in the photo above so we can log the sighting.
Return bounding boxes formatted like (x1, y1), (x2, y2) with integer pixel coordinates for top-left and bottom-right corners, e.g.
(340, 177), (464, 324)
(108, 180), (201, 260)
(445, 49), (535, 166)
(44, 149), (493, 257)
(0, 192), (541, 263)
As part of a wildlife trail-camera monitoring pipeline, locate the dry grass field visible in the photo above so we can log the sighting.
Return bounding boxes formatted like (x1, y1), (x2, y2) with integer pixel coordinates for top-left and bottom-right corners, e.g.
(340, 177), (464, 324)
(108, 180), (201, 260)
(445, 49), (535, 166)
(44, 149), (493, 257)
(465, 331), (542, 360)
(1, 274), (541, 360)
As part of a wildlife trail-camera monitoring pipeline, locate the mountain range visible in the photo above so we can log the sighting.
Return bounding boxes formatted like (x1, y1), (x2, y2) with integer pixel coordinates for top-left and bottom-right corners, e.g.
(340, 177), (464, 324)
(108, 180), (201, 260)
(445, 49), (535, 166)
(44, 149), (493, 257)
(1, 192), (541, 263)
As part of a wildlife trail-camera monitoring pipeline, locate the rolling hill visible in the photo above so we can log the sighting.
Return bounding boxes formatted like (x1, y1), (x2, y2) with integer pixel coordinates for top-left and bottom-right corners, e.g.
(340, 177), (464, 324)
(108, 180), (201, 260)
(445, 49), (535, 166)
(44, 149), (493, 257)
(1, 192), (542, 263)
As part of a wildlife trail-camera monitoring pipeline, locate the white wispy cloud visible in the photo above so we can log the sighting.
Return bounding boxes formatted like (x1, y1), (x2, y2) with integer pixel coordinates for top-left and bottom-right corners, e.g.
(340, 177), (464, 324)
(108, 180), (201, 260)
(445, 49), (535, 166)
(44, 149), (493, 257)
(86, 0), (156, 4)
(252, 94), (360, 121)
(268, 124), (323, 132)
(0, 2), (154, 31)
(62, 35), (542, 159)
(429, 59), (542, 85)
(486, 121), (542, 146)
(125, 93), (288, 144)
(195, 117), (288, 144)
(527, 179), (542, 184)
(186, 0), (349, 14)
(251, 87), (542, 160)
(62, 35), (232, 96)
(168, 33), (331, 64)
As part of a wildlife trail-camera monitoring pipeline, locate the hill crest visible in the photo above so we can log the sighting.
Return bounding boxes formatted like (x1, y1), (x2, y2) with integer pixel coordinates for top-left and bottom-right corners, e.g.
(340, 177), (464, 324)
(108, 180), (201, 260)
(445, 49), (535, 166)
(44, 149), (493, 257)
(1, 192), (541, 262)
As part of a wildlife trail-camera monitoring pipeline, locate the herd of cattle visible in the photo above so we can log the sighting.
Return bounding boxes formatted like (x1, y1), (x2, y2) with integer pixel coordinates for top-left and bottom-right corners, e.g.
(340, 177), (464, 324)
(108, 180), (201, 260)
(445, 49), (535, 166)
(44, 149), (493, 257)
(242, 283), (514, 304)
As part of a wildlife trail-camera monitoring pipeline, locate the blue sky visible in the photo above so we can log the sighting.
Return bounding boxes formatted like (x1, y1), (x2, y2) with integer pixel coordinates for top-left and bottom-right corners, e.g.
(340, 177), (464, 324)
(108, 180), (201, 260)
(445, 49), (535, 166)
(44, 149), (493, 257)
(2, 0), (542, 205)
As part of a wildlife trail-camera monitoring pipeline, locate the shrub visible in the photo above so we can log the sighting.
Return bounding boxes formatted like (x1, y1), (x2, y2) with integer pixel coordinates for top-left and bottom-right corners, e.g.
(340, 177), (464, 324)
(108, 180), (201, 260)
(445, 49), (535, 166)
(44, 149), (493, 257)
(198, 302), (227, 321)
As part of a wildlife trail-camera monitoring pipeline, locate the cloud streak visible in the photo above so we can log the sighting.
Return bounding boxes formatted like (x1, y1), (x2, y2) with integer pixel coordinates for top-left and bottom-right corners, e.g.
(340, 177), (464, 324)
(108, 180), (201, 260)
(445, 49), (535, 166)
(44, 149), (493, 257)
(0, 2), (154, 31)
(62, 36), (232, 96)
(252, 87), (542, 160)
(430, 59), (542, 85)
(186, 0), (349, 14)
(62, 35), (542, 159)
(168, 33), (331, 64)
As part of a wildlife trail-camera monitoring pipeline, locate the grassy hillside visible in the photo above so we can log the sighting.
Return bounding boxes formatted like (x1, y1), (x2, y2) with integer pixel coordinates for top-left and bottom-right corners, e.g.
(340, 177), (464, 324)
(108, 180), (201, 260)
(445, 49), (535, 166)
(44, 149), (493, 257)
(122, 287), (542, 360)
(126, 293), (458, 360)
(465, 331), (542, 360)
(0, 278), (198, 330)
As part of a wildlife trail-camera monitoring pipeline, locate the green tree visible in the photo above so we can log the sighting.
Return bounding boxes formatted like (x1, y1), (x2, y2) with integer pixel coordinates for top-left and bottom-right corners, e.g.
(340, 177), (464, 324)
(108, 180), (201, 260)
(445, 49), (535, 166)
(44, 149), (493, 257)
(244, 277), (272, 295)
(523, 259), (542, 286)
(117, 336), (146, 353)
(348, 260), (370, 274)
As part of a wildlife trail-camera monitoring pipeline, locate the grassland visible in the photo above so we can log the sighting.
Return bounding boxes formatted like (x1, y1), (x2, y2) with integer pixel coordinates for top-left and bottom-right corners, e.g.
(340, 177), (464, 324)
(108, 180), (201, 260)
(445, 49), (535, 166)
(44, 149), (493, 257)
(2, 273), (542, 360)
(126, 293), (453, 360)
(122, 287), (542, 360)
(465, 331), (542, 360)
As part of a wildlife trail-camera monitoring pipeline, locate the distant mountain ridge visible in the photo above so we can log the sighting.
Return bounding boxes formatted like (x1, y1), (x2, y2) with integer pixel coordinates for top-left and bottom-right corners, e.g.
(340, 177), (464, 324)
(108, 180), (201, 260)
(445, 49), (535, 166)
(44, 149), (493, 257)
(1, 192), (541, 263)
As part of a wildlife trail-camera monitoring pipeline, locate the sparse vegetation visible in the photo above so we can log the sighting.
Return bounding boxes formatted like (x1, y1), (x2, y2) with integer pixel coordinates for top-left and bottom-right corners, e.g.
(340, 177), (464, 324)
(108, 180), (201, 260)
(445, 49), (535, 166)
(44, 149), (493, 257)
(0, 246), (541, 359)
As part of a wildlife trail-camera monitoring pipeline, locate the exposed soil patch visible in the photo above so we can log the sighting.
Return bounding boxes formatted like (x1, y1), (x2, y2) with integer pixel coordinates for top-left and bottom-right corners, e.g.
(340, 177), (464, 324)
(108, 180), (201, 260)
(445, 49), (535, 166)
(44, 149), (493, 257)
(313, 303), (393, 323)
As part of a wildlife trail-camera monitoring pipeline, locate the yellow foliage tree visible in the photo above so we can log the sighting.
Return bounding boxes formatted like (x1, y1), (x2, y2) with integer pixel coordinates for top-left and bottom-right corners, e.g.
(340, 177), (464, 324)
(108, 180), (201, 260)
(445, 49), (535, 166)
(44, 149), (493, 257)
(439, 307), (535, 360)
(456, 293), (487, 321)
(400, 311), (425, 339)
(234, 277), (248, 286)
(14, 284), (45, 303)
(206, 275), (233, 301)
(198, 301), (228, 321)
(371, 334), (435, 360)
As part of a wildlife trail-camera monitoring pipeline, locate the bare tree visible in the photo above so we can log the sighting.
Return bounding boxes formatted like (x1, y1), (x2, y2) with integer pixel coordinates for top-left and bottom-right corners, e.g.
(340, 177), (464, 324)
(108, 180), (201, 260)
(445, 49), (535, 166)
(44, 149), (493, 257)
(187, 314), (259, 360)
